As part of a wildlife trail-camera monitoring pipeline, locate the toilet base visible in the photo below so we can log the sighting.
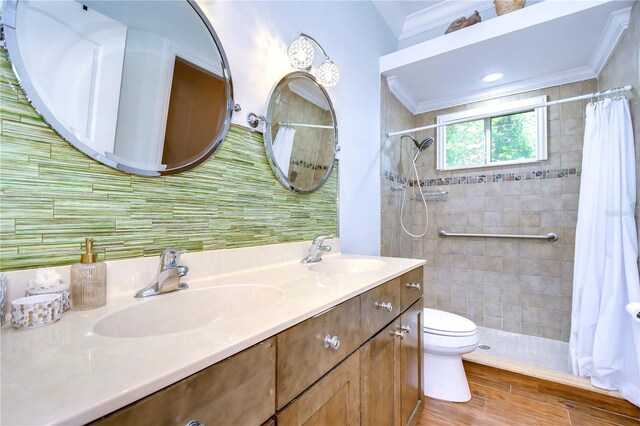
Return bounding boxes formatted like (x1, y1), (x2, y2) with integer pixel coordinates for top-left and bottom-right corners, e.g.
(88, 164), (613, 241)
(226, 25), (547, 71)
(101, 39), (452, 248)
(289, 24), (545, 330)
(423, 351), (471, 402)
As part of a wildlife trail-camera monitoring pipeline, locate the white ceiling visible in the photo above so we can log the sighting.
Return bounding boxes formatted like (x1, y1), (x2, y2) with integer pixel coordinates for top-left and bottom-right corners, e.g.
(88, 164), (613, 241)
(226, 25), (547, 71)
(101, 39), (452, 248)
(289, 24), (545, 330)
(378, 0), (634, 114)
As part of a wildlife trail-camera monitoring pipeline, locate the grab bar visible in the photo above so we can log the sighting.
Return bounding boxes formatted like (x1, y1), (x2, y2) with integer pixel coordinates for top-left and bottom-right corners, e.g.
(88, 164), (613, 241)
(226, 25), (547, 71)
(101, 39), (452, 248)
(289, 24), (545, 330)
(438, 230), (558, 242)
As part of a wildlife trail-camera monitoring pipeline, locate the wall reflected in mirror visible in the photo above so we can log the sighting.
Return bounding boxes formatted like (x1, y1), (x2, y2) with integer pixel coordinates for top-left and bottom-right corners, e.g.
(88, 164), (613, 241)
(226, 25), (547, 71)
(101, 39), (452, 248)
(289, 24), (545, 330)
(4, 0), (234, 175)
(265, 72), (337, 194)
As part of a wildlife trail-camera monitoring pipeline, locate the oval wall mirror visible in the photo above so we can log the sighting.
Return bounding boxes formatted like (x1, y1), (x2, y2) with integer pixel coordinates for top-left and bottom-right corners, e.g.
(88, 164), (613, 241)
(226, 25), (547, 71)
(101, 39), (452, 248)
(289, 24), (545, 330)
(3, 0), (236, 176)
(265, 72), (338, 194)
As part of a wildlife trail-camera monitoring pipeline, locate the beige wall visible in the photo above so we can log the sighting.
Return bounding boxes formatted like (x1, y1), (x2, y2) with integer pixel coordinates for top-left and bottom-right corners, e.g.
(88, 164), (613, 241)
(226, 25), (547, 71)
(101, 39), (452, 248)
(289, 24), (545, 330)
(599, 1), (640, 244)
(381, 77), (596, 342)
(380, 77), (416, 259)
(380, 4), (639, 343)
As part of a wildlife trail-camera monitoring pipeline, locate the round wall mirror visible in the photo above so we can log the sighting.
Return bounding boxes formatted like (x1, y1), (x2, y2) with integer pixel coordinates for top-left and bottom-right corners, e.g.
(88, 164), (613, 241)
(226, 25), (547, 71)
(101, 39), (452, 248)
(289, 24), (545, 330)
(265, 72), (338, 194)
(3, 0), (236, 176)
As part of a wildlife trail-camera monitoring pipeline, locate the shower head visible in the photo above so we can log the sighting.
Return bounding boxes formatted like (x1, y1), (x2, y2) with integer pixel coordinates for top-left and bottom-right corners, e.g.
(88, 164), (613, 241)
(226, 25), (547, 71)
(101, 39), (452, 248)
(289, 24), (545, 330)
(416, 137), (434, 151)
(401, 135), (434, 151)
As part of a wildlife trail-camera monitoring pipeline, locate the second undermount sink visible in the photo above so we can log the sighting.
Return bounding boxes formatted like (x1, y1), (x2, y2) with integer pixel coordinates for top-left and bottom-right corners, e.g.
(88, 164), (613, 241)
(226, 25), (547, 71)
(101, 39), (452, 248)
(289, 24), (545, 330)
(93, 285), (284, 338)
(308, 258), (386, 274)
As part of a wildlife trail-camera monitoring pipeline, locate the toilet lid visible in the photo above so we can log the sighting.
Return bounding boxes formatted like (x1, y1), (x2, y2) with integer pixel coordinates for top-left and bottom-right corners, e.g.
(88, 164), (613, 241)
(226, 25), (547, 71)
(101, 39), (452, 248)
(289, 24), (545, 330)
(423, 308), (477, 335)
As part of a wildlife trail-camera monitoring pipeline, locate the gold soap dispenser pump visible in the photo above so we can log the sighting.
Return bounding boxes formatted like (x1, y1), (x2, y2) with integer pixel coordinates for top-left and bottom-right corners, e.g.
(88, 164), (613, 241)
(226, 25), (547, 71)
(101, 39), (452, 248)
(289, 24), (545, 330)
(70, 238), (106, 310)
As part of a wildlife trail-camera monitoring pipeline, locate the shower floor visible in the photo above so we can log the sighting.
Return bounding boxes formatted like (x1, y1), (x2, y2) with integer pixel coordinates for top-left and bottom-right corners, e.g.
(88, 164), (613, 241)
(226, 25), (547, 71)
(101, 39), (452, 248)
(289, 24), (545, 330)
(473, 326), (570, 374)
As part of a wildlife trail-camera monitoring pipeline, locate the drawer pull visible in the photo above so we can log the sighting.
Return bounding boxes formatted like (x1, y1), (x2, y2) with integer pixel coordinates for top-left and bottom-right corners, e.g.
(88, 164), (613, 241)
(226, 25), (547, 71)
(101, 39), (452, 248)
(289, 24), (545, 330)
(324, 334), (341, 350)
(400, 325), (411, 335)
(390, 329), (406, 339)
(406, 282), (421, 290)
(185, 421), (205, 426)
(374, 301), (393, 312)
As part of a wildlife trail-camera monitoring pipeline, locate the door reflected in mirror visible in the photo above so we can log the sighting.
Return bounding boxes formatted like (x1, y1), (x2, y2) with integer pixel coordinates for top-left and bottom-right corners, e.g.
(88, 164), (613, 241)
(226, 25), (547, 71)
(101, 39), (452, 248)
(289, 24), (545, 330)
(3, 0), (234, 175)
(265, 72), (338, 194)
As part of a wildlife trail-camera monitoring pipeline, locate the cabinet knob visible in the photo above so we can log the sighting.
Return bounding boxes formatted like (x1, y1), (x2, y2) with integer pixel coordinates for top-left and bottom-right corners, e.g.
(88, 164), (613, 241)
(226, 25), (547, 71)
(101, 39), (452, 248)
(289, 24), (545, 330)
(374, 301), (393, 312)
(185, 421), (205, 426)
(405, 282), (421, 290)
(400, 325), (411, 335)
(324, 334), (340, 350)
(390, 329), (406, 339)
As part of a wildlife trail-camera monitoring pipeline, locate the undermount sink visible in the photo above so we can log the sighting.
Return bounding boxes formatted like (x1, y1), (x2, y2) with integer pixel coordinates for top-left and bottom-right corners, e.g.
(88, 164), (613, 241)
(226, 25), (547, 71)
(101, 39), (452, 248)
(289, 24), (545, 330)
(308, 258), (386, 274)
(93, 285), (284, 338)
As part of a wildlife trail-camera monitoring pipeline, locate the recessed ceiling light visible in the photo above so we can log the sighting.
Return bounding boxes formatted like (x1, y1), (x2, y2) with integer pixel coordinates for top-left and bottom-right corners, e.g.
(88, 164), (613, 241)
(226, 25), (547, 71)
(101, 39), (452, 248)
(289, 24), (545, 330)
(482, 72), (504, 82)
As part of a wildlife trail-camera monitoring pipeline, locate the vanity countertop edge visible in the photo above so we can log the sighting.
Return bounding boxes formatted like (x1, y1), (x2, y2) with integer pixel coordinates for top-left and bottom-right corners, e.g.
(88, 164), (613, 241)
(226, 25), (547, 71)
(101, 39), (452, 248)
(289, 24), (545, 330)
(1, 241), (425, 426)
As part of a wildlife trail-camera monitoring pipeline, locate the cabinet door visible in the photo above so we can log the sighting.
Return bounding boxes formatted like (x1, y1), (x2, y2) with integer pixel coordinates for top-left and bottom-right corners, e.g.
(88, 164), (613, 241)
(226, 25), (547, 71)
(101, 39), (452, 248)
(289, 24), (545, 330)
(277, 351), (360, 426)
(92, 338), (276, 426)
(360, 318), (401, 426)
(400, 299), (423, 426)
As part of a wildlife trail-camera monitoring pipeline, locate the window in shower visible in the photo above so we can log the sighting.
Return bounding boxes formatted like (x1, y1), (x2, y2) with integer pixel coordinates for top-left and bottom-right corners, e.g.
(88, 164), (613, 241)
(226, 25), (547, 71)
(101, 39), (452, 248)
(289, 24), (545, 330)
(436, 96), (547, 171)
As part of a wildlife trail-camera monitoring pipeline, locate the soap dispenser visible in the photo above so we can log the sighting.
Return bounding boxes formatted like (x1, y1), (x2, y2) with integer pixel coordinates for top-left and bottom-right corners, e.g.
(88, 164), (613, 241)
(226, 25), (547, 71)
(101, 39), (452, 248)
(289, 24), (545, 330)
(70, 238), (106, 310)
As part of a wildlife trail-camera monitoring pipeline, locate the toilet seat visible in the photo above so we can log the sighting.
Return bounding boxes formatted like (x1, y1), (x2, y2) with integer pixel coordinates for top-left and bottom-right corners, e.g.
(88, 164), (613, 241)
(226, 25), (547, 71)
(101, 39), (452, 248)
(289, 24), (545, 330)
(423, 308), (477, 337)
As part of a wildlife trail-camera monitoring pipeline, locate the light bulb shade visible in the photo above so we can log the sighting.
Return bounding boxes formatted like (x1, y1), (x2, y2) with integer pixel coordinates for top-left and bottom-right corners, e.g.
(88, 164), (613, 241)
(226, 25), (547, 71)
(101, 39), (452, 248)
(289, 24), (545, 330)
(316, 60), (339, 87)
(288, 36), (314, 70)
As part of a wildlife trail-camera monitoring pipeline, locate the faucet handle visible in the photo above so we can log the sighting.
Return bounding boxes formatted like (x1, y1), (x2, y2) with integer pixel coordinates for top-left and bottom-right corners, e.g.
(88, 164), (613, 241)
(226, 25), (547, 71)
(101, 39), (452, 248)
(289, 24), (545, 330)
(312, 234), (334, 245)
(160, 249), (186, 269)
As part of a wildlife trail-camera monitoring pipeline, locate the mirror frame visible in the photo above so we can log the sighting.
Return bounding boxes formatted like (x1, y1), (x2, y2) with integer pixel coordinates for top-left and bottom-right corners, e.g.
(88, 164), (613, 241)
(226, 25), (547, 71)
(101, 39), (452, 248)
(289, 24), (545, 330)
(264, 71), (338, 194)
(2, 0), (236, 176)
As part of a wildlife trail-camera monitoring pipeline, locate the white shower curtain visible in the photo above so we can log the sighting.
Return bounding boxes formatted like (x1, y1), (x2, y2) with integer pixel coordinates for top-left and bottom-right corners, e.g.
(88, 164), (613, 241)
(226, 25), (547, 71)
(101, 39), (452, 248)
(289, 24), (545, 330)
(570, 96), (640, 406)
(272, 127), (296, 176)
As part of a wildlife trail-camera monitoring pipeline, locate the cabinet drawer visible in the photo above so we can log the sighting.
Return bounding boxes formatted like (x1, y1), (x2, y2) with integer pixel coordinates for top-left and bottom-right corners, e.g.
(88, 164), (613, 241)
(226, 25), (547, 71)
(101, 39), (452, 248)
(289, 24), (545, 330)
(400, 267), (424, 312)
(277, 297), (361, 409)
(92, 338), (276, 426)
(360, 278), (401, 338)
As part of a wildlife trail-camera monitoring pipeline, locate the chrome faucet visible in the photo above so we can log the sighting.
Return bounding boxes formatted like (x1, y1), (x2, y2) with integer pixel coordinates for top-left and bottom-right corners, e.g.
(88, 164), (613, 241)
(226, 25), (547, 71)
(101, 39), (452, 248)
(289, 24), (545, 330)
(135, 249), (189, 298)
(301, 235), (333, 264)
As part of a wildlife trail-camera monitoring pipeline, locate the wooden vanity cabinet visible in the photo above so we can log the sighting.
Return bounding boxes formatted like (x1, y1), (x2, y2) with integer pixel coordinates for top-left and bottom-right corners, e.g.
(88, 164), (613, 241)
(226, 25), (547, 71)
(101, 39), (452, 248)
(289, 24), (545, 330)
(360, 318), (401, 426)
(400, 300), (423, 426)
(359, 299), (423, 426)
(93, 266), (424, 426)
(91, 338), (276, 426)
(276, 351), (361, 426)
(276, 296), (361, 410)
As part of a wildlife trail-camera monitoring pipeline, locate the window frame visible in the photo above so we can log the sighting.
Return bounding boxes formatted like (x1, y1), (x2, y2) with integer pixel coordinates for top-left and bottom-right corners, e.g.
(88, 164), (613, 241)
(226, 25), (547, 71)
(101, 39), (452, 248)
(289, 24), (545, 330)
(436, 96), (548, 171)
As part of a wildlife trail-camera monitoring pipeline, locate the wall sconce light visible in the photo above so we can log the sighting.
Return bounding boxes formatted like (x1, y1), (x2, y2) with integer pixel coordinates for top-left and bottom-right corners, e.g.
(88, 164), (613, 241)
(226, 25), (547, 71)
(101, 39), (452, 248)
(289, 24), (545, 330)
(287, 32), (339, 87)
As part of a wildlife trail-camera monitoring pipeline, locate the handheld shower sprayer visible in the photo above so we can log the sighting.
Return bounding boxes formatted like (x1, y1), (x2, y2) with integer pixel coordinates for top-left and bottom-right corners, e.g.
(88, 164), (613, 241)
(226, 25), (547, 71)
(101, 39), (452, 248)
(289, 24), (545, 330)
(396, 134), (434, 238)
(401, 135), (434, 151)
(401, 135), (434, 161)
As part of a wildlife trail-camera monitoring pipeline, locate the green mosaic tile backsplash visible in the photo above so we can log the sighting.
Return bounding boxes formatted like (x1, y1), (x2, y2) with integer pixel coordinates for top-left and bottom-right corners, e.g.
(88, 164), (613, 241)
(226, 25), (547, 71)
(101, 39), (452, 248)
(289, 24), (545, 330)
(0, 50), (338, 271)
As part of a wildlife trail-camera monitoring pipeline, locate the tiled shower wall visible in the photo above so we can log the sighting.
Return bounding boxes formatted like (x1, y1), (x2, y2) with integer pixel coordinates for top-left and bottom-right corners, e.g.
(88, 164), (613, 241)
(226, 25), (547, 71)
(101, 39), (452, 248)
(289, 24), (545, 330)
(381, 77), (599, 342)
(380, 77), (416, 259)
(0, 49), (338, 271)
(599, 2), (640, 244)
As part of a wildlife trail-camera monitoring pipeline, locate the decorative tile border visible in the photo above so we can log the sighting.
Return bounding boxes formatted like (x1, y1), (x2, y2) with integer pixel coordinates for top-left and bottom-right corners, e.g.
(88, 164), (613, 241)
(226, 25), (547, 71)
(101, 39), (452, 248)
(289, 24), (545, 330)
(291, 160), (330, 171)
(0, 49), (338, 271)
(383, 168), (581, 188)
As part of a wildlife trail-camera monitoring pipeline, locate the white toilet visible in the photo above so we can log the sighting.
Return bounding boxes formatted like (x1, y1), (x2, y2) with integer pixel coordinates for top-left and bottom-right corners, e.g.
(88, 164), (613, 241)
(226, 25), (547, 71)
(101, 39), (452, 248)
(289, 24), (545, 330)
(423, 308), (479, 402)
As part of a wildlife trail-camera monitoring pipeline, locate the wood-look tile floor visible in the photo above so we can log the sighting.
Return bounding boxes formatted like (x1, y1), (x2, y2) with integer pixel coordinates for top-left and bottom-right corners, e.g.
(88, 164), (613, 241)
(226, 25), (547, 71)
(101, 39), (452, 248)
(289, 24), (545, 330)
(415, 369), (640, 426)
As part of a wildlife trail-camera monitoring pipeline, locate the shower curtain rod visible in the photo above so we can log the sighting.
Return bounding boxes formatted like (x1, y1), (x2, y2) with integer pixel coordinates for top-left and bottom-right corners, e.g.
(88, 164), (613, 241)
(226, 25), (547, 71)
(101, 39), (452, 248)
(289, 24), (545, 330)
(279, 121), (333, 129)
(387, 85), (633, 138)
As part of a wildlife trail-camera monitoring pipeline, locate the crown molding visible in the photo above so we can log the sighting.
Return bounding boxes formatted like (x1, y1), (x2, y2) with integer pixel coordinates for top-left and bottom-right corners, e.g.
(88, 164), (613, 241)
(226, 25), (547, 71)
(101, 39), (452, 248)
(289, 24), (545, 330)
(386, 75), (417, 113)
(400, 1), (494, 40)
(289, 80), (330, 110)
(590, 6), (631, 75)
(413, 65), (597, 114)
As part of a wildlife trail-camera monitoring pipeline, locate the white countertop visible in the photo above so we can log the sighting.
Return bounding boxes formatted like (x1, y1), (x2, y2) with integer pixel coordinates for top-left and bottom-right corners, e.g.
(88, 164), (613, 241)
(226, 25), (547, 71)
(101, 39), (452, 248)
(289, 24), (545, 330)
(1, 241), (424, 425)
